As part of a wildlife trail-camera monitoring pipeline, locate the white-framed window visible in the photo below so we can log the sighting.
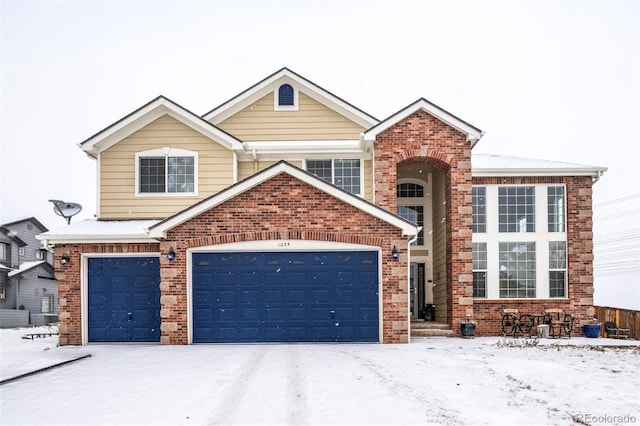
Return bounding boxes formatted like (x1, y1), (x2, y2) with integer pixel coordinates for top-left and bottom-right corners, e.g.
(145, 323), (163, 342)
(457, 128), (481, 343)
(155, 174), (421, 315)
(275, 83), (298, 111)
(473, 242), (487, 298)
(0, 243), (8, 261)
(548, 186), (565, 232)
(472, 184), (567, 299)
(135, 147), (198, 196)
(499, 242), (536, 298)
(397, 182), (426, 246)
(36, 250), (45, 260)
(472, 186), (486, 233)
(549, 241), (567, 297)
(19, 247), (25, 256)
(305, 159), (361, 195)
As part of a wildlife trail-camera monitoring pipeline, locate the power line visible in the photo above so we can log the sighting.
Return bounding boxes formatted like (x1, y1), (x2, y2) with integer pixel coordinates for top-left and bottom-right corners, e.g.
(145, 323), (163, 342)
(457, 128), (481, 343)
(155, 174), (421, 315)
(593, 209), (640, 222)
(594, 193), (640, 208)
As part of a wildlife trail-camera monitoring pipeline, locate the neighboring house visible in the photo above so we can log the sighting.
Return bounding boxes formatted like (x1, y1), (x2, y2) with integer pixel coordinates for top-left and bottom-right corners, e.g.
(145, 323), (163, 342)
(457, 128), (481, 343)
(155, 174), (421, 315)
(1, 217), (58, 327)
(38, 68), (606, 345)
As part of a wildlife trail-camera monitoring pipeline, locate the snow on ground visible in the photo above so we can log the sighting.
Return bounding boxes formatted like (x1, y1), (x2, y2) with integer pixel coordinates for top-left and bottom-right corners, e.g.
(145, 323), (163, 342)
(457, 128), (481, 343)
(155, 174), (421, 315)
(1, 326), (639, 426)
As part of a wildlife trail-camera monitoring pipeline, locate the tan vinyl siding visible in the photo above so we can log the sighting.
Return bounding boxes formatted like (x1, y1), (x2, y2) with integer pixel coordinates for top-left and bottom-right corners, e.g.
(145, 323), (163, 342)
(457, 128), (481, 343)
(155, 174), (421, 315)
(100, 115), (233, 219)
(363, 160), (372, 202)
(432, 170), (447, 321)
(218, 92), (365, 141)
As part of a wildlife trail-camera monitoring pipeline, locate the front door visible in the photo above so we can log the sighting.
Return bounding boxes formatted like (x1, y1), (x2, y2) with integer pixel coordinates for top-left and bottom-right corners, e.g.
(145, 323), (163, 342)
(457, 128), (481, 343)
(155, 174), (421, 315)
(410, 263), (426, 319)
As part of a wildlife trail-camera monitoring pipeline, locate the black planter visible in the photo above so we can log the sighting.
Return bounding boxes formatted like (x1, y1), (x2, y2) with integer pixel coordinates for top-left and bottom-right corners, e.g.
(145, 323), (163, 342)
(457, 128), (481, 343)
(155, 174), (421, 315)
(460, 322), (475, 338)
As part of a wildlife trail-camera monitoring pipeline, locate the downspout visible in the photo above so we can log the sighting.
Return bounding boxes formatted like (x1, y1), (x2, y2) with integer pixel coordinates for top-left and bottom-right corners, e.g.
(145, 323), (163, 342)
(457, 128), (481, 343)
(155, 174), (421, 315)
(253, 149), (258, 174)
(593, 170), (604, 184)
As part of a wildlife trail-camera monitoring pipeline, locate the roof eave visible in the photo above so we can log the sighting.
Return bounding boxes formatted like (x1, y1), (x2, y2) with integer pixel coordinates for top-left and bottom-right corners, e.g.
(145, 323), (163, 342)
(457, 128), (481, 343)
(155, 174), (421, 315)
(79, 97), (244, 157)
(203, 68), (379, 129)
(472, 168), (608, 177)
(148, 161), (419, 239)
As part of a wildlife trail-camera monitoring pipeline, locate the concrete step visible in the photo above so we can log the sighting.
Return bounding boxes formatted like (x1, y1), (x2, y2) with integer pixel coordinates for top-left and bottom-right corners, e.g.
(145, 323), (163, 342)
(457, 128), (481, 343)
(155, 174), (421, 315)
(411, 328), (455, 337)
(410, 321), (454, 337)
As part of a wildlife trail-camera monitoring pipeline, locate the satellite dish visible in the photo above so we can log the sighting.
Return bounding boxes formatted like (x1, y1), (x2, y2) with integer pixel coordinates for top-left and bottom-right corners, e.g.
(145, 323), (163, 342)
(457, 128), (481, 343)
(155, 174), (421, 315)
(49, 199), (82, 225)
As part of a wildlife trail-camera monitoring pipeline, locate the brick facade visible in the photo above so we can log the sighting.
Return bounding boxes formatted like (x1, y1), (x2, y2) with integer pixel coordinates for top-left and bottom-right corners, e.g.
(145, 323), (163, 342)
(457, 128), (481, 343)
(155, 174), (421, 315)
(55, 173), (411, 345)
(54, 108), (598, 344)
(373, 109), (474, 333)
(472, 175), (596, 336)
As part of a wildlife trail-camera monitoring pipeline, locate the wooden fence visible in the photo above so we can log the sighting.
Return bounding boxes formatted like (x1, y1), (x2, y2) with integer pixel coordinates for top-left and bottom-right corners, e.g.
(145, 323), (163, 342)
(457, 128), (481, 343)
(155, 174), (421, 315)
(594, 306), (639, 340)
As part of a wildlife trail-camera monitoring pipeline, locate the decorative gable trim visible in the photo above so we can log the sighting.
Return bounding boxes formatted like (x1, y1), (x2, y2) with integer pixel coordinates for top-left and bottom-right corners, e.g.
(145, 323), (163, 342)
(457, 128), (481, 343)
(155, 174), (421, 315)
(147, 161), (419, 239)
(79, 96), (244, 158)
(202, 67), (379, 129)
(363, 98), (483, 146)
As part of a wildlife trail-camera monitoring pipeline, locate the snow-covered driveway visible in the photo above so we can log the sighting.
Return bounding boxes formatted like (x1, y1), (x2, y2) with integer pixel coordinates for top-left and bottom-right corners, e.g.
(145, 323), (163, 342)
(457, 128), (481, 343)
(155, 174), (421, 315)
(1, 330), (639, 426)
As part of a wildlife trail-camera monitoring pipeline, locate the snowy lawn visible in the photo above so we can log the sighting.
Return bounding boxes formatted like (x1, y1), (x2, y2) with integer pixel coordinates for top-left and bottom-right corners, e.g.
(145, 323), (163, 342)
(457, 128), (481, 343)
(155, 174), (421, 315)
(1, 326), (639, 426)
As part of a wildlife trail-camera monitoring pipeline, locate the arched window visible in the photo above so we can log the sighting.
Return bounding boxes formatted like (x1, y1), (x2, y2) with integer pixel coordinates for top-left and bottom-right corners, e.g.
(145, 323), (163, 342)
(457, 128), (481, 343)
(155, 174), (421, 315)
(278, 84), (294, 106)
(397, 182), (426, 245)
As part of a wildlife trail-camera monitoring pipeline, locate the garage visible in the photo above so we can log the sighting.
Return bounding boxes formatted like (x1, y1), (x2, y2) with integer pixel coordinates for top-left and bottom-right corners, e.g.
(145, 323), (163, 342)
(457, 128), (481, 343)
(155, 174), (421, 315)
(88, 257), (161, 342)
(192, 251), (379, 343)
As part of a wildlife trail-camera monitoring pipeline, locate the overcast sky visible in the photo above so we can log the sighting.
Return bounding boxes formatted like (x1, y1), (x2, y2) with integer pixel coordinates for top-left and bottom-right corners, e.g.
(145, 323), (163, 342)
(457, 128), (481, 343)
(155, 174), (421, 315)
(1, 0), (638, 229)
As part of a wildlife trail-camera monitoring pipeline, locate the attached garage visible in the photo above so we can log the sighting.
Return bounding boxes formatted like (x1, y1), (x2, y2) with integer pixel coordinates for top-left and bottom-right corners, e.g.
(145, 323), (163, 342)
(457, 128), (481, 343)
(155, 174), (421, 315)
(88, 257), (161, 342)
(191, 250), (379, 343)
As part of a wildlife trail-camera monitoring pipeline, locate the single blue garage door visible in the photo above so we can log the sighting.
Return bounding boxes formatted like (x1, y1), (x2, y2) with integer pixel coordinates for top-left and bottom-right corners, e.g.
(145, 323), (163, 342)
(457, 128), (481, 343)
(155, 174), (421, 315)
(88, 257), (161, 342)
(192, 251), (379, 343)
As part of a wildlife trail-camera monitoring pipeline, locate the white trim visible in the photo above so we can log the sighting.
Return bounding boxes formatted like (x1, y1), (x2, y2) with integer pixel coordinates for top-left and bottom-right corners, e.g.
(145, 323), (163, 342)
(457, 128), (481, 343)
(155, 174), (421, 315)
(81, 252), (160, 346)
(186, 241), (383, 344)
(274, 82), (299, 111)
(363, 98), (483, 145)
(238, 140), (368, 162)
(148, 162), (419, 239)
(472, 184), (568, 300)
(134, 147), (199, 197)
(203, 68), (378, 129)
(303, 158), (364, 197)
(189, 240), (381, 252)
(79, 97), (243, 158)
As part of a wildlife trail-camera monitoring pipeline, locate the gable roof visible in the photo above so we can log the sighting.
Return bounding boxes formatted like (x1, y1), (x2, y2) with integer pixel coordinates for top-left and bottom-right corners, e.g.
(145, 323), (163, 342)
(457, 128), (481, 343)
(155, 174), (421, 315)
(202, 67), (379, 129)
(7, 260), (52, 278)
(1, 217), (49, 233)
(79, 96), (244, 158)
(0, 226), (26, 247)
(363, 98), (483, 146)
(148, 161), (419, 239)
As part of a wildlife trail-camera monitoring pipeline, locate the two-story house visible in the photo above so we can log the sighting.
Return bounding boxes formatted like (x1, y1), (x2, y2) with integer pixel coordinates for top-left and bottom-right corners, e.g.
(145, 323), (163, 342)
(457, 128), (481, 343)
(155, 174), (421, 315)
(38, 68), (606, 345)
(1, 217), (58, 327)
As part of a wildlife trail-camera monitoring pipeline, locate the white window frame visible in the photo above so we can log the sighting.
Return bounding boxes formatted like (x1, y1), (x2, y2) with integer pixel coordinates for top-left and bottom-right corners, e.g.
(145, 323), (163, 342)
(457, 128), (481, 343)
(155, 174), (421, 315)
(303, 158), (364, 197)
(274, 83), (299, 111)
(472, 184), (567, 299)
(396, 178), (431, 248)
(135, 147), (198, 197)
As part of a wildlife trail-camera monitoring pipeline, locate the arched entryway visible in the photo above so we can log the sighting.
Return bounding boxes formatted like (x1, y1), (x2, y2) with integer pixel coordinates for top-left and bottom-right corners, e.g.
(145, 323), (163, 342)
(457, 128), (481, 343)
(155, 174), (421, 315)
(396, 158), (449, 324)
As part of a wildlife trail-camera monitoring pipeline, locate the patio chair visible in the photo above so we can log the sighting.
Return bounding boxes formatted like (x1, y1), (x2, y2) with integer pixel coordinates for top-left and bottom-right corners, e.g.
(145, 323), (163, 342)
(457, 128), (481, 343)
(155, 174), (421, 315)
(500, 309), (534, 338)
(603, 321), (630, 339)
(543, 308), (574, 338)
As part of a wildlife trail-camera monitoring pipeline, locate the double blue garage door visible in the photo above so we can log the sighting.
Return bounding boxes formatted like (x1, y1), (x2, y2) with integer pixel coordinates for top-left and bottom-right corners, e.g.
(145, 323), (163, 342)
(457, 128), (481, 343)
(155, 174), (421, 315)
(88, 251), (379, 343)
(192, 251), (380, 343)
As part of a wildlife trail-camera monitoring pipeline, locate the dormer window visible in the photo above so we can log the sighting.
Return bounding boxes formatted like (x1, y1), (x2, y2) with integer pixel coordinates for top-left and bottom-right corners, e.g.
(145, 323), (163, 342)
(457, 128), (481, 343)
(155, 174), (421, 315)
(275, 83), (298, 111)
(135, 147), (198, 196)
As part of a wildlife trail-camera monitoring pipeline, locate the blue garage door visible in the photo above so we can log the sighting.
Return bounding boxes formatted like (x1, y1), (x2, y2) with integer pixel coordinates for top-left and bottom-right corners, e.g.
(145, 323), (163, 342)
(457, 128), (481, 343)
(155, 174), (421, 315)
(192, 251), (379, 343)
(88, 257), (161, 342)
